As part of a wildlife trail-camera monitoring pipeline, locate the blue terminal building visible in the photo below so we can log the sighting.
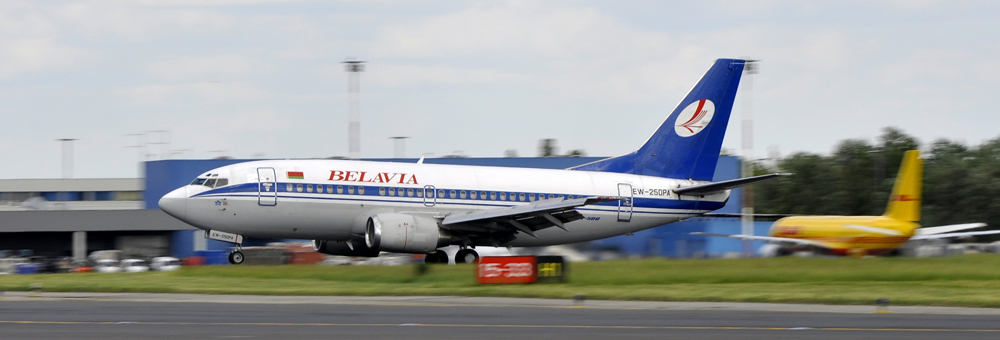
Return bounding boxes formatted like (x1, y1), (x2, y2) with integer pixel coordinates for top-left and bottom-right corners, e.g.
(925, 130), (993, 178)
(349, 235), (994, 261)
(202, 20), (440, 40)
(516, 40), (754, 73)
(0, 156), (771, 261)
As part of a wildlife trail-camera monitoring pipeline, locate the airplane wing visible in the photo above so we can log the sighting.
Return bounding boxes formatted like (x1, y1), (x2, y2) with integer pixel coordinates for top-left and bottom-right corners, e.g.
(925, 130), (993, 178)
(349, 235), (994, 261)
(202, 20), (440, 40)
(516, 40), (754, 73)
(690, 232), (832, 249)
(673, 173), (791, 196)
(701, 213), (792, 219)
(914, 223), (988, 236)
(441, 196), (623, 238)
(910, 230), (1000, 240)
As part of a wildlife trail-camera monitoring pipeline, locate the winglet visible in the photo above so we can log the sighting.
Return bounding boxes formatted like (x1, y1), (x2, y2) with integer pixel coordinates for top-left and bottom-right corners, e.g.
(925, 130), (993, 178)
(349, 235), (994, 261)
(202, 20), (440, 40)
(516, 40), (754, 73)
(883, 150), (922, 222)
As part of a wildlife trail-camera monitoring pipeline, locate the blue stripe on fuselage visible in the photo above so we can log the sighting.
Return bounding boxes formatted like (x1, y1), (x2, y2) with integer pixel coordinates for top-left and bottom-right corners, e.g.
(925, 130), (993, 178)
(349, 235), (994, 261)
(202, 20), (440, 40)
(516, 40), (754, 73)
(190, 182), (725, 211)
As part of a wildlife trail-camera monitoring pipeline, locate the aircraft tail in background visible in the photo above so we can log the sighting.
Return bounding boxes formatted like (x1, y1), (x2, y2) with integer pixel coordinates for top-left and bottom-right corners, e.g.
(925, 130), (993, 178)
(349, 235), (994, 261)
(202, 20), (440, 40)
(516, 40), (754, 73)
(883, 150), (923, 222)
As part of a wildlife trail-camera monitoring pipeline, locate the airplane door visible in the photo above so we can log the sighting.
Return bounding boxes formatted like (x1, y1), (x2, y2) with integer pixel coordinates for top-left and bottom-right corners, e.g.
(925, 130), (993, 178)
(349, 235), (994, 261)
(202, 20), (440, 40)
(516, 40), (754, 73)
(423, 185), (436, 207)
(257, 167), (277, 206)
(617, 183), (633, 222)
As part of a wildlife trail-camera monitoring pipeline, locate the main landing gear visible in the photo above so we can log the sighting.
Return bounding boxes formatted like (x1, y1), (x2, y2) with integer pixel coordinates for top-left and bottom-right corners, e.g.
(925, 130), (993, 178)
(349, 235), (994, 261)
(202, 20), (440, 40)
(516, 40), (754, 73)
(425, 247), (480, 264)
(455, 248), (480, 264)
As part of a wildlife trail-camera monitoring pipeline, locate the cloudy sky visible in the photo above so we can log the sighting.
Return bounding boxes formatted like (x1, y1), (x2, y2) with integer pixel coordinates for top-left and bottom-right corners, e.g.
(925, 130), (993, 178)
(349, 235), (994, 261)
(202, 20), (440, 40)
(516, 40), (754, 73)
(2, 0), (998, 179)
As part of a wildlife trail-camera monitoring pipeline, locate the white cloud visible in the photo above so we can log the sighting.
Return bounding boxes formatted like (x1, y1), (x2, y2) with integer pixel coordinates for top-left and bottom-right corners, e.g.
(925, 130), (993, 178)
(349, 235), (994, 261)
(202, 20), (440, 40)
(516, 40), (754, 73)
(0, 39), (92, 79)
(145, 54), (262, 80)
(49, 1), (237, 42)
(112, 81), (275, 105)
(366, 64), (532, 87)
(374, 2), (674, 59)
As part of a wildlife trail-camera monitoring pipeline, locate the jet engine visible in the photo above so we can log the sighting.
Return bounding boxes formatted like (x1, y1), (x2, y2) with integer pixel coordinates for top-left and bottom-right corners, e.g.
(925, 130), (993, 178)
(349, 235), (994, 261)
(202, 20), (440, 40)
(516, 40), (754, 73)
(312, 239), (380, 257)
(365, 213), (448, 253)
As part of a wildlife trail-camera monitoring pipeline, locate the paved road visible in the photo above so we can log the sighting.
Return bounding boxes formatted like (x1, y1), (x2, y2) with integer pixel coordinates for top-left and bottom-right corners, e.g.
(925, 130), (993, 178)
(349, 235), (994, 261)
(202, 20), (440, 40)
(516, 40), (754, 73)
(1, 293), (999, 339)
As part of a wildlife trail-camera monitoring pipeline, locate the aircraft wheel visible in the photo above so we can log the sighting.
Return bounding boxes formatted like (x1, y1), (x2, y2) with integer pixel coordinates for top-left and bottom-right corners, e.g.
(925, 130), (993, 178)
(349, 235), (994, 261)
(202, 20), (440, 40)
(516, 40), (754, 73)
(228, 251), (245, 265)
(455, 249), (480, 264)
(425, 250), (448, 264)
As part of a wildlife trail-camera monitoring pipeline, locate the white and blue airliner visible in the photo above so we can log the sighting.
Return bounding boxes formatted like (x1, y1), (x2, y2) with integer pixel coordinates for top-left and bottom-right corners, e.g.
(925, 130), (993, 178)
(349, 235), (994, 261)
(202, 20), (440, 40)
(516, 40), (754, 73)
(159, 58), (781, 264)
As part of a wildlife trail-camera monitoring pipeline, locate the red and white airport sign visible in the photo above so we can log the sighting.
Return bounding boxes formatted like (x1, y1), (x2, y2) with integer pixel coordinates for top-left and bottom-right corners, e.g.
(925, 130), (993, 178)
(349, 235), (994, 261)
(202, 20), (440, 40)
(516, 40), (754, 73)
(477, 256), (537, 284)
(476, 256), (566, 284)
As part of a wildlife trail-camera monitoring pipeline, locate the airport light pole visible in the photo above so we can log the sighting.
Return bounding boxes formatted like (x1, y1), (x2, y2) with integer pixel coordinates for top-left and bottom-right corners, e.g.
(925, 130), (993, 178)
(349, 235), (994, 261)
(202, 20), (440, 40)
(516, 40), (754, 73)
(124, 133), (147, 178)
(741, 60), (759, 258)
(343, 59), (367, 159)
(57, 138), (78, 179)
(148, 130), (170, 160)
(389, 136), (410, 158)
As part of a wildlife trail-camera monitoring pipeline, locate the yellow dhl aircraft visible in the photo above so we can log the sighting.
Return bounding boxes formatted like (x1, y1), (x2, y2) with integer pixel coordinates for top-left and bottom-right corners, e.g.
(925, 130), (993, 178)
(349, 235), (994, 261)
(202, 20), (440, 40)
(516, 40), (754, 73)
(695, 150), (1000, 256)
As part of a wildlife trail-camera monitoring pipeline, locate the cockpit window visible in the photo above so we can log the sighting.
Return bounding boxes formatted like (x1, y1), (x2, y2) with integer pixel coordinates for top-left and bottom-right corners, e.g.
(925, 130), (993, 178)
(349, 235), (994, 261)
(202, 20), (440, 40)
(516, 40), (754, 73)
(190, 177), (229, 188)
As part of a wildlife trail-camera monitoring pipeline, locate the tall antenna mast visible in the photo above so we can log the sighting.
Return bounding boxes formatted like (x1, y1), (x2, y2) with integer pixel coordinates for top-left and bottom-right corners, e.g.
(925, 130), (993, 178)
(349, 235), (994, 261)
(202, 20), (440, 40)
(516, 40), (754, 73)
(343, 59), (367, 159)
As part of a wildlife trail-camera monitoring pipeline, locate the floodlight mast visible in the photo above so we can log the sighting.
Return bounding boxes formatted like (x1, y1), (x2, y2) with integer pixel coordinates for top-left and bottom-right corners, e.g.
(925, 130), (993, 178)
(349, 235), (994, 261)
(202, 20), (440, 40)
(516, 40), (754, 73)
(741, 59), (759, 258)
(343, 59), (367, 159)
(57, 138), (78, 179)
(389, 136), (410, 158)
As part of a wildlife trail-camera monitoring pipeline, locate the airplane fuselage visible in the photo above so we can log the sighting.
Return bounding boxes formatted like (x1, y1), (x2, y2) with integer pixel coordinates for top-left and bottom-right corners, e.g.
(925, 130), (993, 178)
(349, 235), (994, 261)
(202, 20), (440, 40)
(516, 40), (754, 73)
(770, 215), (919, 255)
(163, 159), (730, 248)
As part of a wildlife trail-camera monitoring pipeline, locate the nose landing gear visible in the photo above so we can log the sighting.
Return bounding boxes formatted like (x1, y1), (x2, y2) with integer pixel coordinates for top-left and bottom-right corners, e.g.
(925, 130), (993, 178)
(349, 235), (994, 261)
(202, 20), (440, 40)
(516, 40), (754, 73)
(228, 248), (244, 265)
(205, 229), (246, 265)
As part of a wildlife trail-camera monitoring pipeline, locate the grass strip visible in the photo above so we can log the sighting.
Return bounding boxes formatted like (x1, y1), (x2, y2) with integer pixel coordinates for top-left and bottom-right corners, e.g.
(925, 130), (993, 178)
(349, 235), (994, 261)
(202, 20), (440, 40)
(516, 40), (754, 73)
(3, 255), (1000, 307)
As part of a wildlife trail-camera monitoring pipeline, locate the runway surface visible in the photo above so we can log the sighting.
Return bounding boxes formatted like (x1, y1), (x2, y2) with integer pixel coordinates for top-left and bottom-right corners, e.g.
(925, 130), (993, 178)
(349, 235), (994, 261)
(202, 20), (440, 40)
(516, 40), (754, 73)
(2, 292), (1000, 339)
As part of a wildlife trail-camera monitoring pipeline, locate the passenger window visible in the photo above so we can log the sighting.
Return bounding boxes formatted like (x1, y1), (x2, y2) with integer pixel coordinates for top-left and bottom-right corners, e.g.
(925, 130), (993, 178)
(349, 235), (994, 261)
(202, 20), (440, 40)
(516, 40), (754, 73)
(438, 189), (445, 198)
(519, 193), (526, 201)
(460, 191), (467, 199)
(296, 184), (303, 192)
(358, 187), (365, 195)
(216, 179), (228, 187)
(337, 186), (344, 194)
(390, 188), (396, 196)
(379, 187), (386, 196)
(500, 192), (507, 200)
(306, 185), (313, 193)
(286, 184), (293, 192)
(327, 185), (333, 193)
(489, 192), (496, 200)
(449, 190), (456, 198)
(417, 189), (424, 198)
(527, 194), (533, 202)
(407, 189), (413, 197)
(348, 186), (355, 194)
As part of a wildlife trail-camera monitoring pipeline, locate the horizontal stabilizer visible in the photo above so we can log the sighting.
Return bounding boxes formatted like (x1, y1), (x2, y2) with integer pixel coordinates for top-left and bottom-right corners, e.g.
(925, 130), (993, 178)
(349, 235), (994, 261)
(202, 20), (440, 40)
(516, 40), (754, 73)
(673, 173), (791, 196)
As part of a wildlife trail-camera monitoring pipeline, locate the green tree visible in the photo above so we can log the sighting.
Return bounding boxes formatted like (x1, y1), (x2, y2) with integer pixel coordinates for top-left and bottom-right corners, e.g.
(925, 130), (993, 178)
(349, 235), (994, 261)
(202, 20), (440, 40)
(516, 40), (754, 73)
(538, 139), (558, 157)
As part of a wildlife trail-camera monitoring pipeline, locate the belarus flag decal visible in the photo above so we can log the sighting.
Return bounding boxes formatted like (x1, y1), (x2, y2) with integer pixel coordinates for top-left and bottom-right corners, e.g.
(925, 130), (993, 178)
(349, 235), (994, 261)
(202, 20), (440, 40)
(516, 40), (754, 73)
(287, 171), (304, 180)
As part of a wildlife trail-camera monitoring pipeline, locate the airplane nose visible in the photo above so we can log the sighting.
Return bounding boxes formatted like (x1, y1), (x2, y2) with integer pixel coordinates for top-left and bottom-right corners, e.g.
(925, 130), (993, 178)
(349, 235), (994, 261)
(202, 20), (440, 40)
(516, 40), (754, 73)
(159, 187), (189, 220)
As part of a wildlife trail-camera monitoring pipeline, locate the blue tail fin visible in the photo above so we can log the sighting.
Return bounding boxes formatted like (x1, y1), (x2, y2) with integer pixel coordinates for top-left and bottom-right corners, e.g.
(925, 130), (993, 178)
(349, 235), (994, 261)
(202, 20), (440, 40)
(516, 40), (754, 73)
(571, 58), (746, 181)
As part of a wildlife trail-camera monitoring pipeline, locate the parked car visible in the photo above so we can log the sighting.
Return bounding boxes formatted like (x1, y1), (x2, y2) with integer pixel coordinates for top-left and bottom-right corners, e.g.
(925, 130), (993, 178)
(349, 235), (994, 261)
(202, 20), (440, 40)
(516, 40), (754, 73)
(149, 257), (181, 271)
(120, 259), (149, 273)
(93, 259), (121, 273)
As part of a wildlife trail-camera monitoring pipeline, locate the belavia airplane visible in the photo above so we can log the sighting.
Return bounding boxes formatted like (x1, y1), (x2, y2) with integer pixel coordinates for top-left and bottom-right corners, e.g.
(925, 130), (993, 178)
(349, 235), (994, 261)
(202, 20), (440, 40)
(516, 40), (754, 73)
(696, 150), (1000, 257)
(159, 58), (784, 265)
